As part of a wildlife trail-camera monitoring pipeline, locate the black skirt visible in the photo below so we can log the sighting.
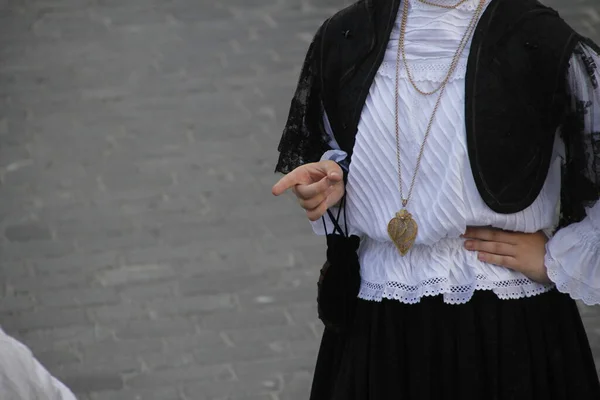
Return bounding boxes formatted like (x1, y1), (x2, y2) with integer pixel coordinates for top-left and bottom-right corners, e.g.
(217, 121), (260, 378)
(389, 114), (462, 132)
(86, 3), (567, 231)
(310, 289), (600, 400)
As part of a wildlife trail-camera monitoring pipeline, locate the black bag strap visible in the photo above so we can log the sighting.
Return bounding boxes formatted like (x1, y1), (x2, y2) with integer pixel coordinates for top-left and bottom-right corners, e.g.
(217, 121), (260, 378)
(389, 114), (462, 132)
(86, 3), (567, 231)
(321, 193), (349, 237)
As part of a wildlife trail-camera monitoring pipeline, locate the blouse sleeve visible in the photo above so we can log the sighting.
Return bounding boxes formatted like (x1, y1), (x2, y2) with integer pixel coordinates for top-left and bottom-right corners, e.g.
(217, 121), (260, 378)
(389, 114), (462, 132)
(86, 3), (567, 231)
(545, 41), (600, 305)
(0, 328), (77, 400)
(310, 111), (350, 236)
(320, 111), (349, 170)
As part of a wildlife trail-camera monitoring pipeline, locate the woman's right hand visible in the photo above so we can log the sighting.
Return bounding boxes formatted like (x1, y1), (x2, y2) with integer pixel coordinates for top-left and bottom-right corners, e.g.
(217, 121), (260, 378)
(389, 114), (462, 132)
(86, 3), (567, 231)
(272, 160), (346, 221)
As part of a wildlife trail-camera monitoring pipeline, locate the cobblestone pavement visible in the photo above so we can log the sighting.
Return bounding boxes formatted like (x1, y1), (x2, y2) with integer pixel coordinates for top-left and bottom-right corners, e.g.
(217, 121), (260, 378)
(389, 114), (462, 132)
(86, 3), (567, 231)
(0, 0), (598, 399)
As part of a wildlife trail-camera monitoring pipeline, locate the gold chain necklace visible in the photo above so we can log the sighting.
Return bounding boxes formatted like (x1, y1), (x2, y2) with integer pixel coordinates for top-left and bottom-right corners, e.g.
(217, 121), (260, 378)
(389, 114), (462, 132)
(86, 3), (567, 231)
(387, 0), (485, 256)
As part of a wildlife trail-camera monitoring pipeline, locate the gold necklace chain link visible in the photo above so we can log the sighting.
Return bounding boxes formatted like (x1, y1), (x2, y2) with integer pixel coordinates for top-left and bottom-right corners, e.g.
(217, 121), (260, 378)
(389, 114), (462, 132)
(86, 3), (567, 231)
(400, 0), (484, 96)
(395, 0), (485, 207)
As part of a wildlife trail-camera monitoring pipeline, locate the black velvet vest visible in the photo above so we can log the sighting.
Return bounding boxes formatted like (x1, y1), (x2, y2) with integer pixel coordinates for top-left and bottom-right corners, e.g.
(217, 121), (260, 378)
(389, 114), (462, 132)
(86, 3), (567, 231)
(317, 0), (582, 215)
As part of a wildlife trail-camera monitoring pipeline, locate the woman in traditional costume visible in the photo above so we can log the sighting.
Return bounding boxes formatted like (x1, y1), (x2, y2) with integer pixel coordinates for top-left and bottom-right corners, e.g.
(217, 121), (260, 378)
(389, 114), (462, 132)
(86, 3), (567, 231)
(272, 0), (600, 398)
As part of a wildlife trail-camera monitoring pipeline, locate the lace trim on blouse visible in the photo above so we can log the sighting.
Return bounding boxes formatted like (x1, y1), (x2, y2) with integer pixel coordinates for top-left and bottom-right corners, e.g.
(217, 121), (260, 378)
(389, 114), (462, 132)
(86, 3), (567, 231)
(378, 60), (468, 83)
(359, 276), (554, 305)
(410, 0), (487, 11)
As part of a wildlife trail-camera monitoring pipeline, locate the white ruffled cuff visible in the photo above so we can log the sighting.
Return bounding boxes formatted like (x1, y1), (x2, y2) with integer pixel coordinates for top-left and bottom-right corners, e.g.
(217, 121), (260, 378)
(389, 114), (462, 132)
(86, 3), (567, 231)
(545, 206), (600, 305)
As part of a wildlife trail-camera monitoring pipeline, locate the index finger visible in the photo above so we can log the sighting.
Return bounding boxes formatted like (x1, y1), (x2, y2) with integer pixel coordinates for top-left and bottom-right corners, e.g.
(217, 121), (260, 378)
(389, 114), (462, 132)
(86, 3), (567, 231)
(272, 171), (301, 196)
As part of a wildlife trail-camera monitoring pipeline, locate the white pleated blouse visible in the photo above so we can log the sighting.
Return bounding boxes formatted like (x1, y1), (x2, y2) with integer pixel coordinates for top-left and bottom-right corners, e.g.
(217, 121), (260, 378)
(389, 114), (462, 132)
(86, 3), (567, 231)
(313, 0), (600, 305)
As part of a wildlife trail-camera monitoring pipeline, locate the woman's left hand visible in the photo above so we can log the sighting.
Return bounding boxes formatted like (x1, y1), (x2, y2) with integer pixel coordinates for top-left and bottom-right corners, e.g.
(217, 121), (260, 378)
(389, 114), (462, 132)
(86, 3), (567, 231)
(462, 227), (552, 284)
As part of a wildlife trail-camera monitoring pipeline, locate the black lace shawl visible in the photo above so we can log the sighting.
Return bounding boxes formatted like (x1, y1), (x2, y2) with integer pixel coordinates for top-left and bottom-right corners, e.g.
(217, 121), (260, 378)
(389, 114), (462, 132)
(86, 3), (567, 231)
(274, 23), (331, 175)
(559, 41), (600, 227)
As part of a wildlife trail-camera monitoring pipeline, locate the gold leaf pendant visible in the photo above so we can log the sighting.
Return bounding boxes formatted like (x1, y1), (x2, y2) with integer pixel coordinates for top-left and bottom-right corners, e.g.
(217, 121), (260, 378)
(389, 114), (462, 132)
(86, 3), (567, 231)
(387, 209), (418, 256)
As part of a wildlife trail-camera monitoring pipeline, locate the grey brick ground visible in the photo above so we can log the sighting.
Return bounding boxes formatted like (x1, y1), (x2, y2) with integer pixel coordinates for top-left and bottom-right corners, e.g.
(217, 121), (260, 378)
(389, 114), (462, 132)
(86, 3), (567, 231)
(0, 0), (598, 399)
